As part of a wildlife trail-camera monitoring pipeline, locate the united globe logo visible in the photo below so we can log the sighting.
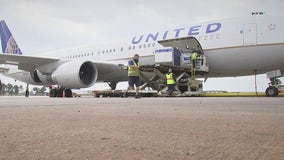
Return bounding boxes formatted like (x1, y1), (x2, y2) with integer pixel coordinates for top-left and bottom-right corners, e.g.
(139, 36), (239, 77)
(5, 36), (22, 54)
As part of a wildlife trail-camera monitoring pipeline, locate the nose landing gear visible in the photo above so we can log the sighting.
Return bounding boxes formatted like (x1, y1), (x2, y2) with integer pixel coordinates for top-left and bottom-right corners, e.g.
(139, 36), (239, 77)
(265, 69), (283, 97)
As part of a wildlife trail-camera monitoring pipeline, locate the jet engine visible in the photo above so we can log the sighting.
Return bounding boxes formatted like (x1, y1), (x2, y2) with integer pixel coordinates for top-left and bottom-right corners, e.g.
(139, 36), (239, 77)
(50, 61), (97, 88)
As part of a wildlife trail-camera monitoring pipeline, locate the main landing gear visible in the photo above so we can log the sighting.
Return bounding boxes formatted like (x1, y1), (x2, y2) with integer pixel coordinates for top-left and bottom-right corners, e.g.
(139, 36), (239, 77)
(49, 86), (73, 97)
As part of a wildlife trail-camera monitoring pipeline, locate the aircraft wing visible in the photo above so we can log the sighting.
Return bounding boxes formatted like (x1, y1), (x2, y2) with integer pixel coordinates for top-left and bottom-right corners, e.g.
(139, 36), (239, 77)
(158, 36), (204, 54)
(0, 54), (60, 71)
(0, 53), (127, 80)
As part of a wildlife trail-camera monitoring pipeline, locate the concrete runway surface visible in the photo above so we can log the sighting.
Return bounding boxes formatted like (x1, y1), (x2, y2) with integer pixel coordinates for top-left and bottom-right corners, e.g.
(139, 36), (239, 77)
(0, 96), (283, 160)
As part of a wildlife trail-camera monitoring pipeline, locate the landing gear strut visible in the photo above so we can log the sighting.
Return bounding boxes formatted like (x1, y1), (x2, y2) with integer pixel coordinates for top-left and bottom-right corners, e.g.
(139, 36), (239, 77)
(107, 81), (117, 90)
(25, 84), (30, 97)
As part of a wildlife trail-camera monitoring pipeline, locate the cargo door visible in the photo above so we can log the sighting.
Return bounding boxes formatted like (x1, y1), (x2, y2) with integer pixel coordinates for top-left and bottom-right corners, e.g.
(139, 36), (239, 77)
(158, 36), (204, 54)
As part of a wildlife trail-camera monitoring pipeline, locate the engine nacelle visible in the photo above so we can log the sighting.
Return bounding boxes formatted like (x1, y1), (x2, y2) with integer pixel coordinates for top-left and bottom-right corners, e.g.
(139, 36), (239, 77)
(51, 61), (97, 88)
(30, 69), (53, 85)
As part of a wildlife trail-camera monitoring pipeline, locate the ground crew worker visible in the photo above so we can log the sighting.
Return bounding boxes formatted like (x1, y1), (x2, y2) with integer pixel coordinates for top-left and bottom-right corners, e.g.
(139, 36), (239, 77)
(191, 51), (197, 69)
(166, 69), (176, 97)
(124, 54), (141, 98)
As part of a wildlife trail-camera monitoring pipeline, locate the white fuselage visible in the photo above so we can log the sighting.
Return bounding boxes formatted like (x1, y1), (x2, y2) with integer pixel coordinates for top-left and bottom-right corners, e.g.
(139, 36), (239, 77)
(4, 16), (284, 86)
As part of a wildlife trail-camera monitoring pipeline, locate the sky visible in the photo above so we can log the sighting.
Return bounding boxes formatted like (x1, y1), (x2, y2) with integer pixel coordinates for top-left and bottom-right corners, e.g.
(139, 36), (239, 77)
(0, 0), (283, 92)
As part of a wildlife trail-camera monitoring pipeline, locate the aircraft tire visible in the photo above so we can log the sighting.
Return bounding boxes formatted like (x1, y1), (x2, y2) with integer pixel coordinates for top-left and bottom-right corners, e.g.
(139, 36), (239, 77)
(57, 88), (63, 97)
(265, 86), (279, 97)
(65, 89), (73, 97)
(49, 89), (57, 97)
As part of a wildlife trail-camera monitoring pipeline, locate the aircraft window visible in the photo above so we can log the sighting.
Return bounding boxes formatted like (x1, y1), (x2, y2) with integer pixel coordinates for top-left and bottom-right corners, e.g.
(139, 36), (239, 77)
(148, 43), (151, 47)
(91, 52), (94, 56)
(129, 46), (131, 50)
(143, 44), (146, 48)
(84, 53), (87, 57)
(152, 43), (155, 47)
(139, 45), (142, 49)
(106, 50), (109, 53)
(121, 47), (123, 51)
(102, 50), (105, 54)
(81, 54), (84, 57)
(113, 49), (116, 53)
(110, 49), (112, 53)
(87, 53), (89, 56)
(132, 46), (135, 50)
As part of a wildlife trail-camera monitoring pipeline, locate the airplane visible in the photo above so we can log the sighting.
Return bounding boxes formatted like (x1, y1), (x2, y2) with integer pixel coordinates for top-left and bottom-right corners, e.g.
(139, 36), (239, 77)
(0, 15), (284, 97)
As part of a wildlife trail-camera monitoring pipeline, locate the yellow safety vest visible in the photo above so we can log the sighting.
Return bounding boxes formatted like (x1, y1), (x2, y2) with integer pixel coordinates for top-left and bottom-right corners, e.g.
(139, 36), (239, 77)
(128, 60), (140, 76)
(166, 73), (175, 85)
(191, 52), (197, 60)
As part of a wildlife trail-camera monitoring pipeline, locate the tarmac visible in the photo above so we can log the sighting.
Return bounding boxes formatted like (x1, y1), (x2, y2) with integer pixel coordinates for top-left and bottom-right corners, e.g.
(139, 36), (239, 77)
(0, 96), (284, 160)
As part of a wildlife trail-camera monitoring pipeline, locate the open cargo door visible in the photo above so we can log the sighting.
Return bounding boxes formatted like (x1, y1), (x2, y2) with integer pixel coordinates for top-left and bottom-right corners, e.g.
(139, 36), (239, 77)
(158, 36), (204, 54)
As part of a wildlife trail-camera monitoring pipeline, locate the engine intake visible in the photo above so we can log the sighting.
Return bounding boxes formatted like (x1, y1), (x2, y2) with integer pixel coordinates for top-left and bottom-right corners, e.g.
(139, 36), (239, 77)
(51, 61), (97, 88)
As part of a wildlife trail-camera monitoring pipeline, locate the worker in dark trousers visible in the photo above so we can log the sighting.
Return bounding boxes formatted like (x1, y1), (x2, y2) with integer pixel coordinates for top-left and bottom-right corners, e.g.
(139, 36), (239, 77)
(165, 69), (176, 97)
(191, 51), (197, 69)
